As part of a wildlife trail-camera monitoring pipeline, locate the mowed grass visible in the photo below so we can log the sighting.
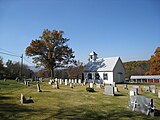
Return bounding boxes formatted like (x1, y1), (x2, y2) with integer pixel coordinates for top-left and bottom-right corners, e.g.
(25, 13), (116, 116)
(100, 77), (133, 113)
(0, 80), (160, 120)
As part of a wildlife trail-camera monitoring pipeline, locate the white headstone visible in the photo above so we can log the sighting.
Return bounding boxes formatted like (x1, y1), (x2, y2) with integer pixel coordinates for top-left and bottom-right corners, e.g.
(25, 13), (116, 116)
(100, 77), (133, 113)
(158, 90), (160, 98)
(59, 79), (62, 85)
(72, 79), (74, 83)
(130, 90), (135, 96)
(114, 87), (118, 92)
(37, 83), (42, 92)
(69, 79), (71, 83)
(75, 79), (77, 84)
(65, 79), (68, 85)
(89, 83), (94, 88)
(70, 83), (73, 88)
(20, 93), (25, 104)
(78, 79), (81, 84)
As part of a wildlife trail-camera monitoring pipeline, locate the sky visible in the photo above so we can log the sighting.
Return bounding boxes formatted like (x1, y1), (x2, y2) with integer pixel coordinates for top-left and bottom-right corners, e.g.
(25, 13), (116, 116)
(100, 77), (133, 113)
(0, 0), (160, 66)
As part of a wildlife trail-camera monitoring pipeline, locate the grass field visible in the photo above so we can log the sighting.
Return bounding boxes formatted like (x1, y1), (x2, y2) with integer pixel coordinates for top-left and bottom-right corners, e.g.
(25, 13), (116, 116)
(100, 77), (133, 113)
(0, 80), (160, 120)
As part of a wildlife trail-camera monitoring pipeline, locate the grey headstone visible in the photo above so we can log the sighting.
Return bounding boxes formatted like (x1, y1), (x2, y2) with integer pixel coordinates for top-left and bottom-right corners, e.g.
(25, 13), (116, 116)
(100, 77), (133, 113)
(150, 85), (156, 94)
(112, 82), (116, 87)
(104, 86), (114, 96)
(128, 95), (155, 116)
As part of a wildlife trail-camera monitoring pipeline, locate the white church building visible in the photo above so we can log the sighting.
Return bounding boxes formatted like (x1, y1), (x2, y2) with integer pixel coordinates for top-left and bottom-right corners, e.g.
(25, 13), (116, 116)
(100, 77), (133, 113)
(84, 51), (125, 84)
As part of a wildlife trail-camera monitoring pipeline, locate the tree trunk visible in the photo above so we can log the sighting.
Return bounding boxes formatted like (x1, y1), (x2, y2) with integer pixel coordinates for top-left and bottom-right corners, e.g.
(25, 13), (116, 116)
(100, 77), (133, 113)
(50, 68), (54, 79)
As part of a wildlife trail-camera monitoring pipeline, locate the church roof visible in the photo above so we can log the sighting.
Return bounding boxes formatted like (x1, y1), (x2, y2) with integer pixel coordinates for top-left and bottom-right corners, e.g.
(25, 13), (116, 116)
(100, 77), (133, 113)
(84, 57), (120, 72)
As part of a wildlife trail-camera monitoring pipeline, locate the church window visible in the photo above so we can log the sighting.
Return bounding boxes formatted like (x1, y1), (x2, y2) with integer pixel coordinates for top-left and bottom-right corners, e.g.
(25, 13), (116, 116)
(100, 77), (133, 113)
(103, 73), (108, 80)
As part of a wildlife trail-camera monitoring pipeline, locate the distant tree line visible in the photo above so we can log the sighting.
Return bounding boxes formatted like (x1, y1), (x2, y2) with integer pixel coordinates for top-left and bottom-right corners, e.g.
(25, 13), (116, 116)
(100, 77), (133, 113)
(34, 62), (84, 80)
(124, 47), (160, 79)
(0, 57), (33, 79)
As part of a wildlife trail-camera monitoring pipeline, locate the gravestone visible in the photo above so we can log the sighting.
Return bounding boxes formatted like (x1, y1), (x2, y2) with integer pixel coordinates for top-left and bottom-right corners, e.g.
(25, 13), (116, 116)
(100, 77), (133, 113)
(65, 79), (68, 85)
(130, 87), (139, 95)
(59, 79), (62, 85)
(150, 85), (156, 94)
(112, 82), (116, 87)
(128, 95), (155, 116)
(158, 90), (160, 98)
(114, 87), (118, 92)
(104, 86), (114, 96)
(75, 79), (77, 84)
(124, 84), (128, 90)
(129, 90), (135, 96)
(26, 81), (29, 86)
(72, 79), (74, 83)
(89, 82), (94, 88)
(70, 83), (73, 88)
(145, 86), (150, 92)
(78, 79), (81, 84)
(52, 81), (59, 89)
(48, 80), (54, 85)
(20, 93), (26, 104)
(37, 83), (42, 92)
(69, 79), (71, 83)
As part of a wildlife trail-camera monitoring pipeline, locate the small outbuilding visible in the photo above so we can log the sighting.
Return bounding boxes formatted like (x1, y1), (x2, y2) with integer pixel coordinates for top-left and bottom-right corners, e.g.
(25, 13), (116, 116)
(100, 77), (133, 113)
(84, 51), (125, 84)
(130, 75), (160, 83)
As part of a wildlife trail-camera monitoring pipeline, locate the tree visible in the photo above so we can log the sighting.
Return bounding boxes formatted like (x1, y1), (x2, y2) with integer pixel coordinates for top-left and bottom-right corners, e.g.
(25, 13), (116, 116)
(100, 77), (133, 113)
(124, 60), (149, 78)
(26, 29), (75, 78)
(0, 56), (4, 79)
(4, 60), (33, 79)
(146, 47), (160, 75)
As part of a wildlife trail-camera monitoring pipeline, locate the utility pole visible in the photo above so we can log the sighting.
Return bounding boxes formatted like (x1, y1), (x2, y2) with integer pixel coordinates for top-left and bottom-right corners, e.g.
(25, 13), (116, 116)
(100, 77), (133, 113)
(20, 54), (23, 80)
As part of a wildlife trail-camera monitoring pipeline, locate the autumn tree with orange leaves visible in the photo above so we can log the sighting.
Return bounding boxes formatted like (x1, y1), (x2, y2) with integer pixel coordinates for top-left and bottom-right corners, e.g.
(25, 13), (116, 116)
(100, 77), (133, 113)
(146, 47), (160, 75)
(26, 29), (75, 78)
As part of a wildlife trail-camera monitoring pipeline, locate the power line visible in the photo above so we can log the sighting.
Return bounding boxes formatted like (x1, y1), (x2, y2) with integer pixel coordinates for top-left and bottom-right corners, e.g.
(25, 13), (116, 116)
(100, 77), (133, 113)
(0, 51), (21, 58)
(24, 57), (35, 66)
(0, 47), (18, 55)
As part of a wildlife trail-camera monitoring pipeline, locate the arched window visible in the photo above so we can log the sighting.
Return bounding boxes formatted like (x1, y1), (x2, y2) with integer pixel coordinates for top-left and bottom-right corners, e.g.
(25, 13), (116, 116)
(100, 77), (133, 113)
(88, 73), (92, 79)
(95, 73), (100, 79)
(103, 73), (108, 80)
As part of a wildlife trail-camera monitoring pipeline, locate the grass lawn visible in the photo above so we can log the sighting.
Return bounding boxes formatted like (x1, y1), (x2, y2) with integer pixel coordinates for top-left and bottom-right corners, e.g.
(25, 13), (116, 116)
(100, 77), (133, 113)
(0, 80), (160, 120)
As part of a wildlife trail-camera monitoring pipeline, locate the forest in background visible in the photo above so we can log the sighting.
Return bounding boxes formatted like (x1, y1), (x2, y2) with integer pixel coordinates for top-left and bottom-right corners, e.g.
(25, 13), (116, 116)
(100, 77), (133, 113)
(124, 47), (160, 79)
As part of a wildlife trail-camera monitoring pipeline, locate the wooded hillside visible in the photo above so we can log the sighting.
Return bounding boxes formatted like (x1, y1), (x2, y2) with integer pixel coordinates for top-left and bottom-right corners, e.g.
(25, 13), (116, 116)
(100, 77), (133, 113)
(123, 60), (150, 79)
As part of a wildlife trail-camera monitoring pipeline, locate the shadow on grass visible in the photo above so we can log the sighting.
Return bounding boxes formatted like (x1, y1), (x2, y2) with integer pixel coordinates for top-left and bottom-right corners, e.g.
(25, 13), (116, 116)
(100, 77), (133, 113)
(0, 102), (46, 120)
(43, 106), (157, 120)
(0, 95), (12, 100)
(114, 94), (125, 96)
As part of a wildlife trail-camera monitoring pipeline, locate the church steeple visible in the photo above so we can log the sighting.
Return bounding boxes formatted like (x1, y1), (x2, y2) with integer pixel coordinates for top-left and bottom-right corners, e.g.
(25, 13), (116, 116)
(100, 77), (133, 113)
(89, 51), (98, 62)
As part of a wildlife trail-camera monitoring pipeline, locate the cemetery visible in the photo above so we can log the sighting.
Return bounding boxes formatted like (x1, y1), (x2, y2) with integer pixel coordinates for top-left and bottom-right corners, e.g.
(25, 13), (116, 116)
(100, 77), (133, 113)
(1, 79), (160, 120)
